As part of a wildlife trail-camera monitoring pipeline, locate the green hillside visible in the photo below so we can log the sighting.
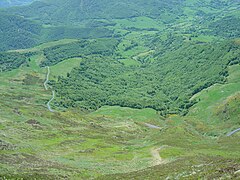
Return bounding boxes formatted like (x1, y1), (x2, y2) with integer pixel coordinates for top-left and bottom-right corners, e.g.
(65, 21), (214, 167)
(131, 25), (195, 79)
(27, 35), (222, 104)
(0, 0), (35, 7)
(0, 0), (240, 179)
(0, 0), (239, 51)
(11, 0), (184, 23)
(52, 40), (240, 115)
(0, 12), (41, 51)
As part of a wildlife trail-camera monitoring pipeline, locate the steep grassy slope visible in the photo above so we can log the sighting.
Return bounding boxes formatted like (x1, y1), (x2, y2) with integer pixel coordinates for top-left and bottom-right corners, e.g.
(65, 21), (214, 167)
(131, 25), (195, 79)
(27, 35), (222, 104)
(0, 41), (240, 179)
(185, 64), (240, 135)
(99, 64), (240, 179)
(0, 50), (165, 178)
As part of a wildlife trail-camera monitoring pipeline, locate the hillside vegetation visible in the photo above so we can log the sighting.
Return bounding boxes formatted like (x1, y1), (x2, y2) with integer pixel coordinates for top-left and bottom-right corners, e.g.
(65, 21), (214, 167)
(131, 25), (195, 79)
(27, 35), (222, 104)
(0, 0), (239, 51)
(0, 0), (35, 7)
(53, 40), (240, 115)
(0, 0), (240, 179)
(0, 13), (41, 51)
(0, 45), (240, 179)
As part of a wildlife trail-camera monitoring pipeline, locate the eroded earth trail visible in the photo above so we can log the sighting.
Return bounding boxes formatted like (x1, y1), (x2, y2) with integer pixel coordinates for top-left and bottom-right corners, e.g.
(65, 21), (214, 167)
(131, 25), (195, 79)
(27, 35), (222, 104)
(151, 146), (168, 166)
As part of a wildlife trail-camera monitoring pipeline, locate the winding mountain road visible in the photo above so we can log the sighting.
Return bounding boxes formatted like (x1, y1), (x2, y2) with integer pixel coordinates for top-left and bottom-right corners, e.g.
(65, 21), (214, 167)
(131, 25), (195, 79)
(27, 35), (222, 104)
(227, 128), (240, 136)
(44, 66), (55, 112)
(44, 66), (50, 90)
(47, 91), (55, 112)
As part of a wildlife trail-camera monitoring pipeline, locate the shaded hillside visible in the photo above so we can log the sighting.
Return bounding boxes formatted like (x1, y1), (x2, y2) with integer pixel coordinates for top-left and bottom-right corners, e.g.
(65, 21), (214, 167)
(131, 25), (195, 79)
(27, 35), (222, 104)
(0, 0), (239, 51)
(52, 40), (240, 115)
(0, 0), (35, 7)
(0, 13), (41, 51)
(11, 0), (185, 24)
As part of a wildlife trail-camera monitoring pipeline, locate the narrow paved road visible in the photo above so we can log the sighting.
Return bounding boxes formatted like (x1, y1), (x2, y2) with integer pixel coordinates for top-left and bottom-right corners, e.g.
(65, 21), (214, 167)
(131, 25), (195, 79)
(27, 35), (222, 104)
(44, 66), (55, 112)
(227, 128), (240, 136)
(44, 66), (50, 90)
(47, 91), (55, 112)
